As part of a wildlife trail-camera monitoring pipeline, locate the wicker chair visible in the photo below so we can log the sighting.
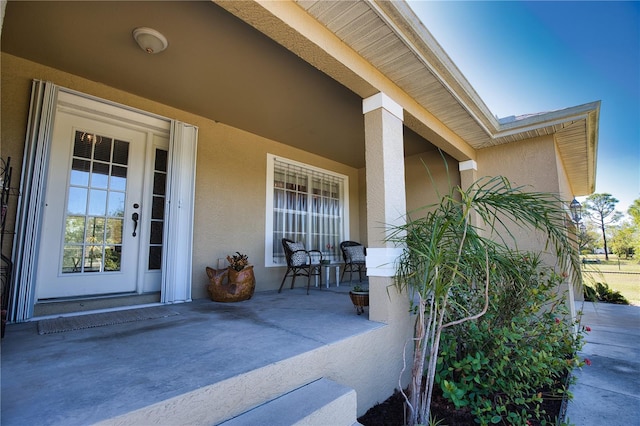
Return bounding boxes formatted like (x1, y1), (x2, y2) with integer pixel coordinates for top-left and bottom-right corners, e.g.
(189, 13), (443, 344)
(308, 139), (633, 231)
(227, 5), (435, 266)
(278, 238), (323, 295)
(340, 241), (366, 283)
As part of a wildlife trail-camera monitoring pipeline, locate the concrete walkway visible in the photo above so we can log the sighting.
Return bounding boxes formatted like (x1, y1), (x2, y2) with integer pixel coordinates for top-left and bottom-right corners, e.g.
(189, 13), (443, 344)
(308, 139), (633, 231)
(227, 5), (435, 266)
(565, 301), (640, 425)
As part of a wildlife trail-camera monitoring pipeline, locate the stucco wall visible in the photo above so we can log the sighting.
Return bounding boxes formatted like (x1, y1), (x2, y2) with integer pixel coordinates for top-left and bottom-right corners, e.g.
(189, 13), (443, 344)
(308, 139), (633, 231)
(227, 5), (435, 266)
(405, 149), (461, 218)
(478, 136), (559, 193)
(476, 135), (562, 255)
(1, 53), (362, 300)
(357, 167), (368, 245)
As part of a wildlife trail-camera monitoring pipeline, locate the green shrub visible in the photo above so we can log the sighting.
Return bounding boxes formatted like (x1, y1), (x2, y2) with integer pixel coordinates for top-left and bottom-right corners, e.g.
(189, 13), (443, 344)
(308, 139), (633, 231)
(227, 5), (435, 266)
(435, 254), (587, 425)
(583, 282), (629, 304)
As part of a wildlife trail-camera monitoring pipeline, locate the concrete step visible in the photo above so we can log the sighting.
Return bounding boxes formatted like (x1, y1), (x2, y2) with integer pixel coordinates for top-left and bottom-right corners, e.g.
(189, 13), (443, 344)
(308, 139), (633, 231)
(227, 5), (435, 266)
(219, 378), (358, 426)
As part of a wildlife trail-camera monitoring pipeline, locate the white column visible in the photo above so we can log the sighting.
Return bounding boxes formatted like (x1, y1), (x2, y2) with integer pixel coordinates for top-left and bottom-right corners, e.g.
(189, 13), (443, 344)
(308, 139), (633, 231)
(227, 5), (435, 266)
(458, 159), (477, 186)
(363, 92), (407, 322)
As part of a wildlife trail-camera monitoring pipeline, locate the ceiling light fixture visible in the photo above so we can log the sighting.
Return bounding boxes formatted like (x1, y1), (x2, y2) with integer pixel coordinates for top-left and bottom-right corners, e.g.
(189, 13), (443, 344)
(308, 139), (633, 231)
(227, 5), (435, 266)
(80, 132), (102, 145)
(132, 27), (168, 54)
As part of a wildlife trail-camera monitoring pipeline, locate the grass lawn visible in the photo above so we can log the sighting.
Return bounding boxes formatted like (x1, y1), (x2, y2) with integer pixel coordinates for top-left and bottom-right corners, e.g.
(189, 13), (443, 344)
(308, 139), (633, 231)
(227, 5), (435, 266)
(581, 254), (640, 305)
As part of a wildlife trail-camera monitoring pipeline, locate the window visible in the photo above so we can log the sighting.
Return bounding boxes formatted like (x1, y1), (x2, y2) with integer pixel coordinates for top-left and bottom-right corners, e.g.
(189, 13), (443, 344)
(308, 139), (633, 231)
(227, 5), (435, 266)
(148, 148), (167, 270)
(266, 154), (349, 266)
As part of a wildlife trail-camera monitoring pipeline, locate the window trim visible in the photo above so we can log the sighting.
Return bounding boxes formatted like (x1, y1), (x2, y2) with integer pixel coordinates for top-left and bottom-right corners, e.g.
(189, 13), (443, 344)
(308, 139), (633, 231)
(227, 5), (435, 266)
(265, 154), (349, 267)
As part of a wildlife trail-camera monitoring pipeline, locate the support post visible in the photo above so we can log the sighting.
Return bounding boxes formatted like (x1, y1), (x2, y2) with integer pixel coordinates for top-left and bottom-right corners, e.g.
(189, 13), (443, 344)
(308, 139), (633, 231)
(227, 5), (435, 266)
(363, 92), (407, 323)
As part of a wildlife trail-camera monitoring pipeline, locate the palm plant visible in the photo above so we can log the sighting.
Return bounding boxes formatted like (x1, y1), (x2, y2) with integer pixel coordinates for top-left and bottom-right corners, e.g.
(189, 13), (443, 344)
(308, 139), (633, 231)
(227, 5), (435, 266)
(388, 174), (580, 426)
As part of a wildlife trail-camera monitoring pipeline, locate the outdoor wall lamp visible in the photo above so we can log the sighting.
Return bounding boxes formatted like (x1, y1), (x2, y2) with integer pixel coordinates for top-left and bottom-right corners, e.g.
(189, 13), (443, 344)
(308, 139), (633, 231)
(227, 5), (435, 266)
(132, 27), (168, 54)
(569, 198), (582, 224)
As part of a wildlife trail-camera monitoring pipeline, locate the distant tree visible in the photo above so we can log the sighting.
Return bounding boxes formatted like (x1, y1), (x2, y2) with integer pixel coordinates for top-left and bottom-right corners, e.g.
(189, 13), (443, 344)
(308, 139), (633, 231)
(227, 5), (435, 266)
(610, 221), (636, 259)
(629, 199), (640, 257)
(629, 198), (640, 228)
(577, 224), (598, 254)
(583, 193), (622, 260)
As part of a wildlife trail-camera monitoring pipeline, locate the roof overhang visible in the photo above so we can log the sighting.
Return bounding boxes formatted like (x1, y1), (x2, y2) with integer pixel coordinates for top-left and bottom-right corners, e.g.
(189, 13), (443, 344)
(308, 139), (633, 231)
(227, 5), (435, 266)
(494, 102), (600, 195)
(219, 0), (599, 194)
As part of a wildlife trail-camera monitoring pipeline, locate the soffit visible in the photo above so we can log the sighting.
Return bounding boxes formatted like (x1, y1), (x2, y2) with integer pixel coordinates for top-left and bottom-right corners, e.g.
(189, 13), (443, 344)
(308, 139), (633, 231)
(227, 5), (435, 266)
(286, 0), (598, 194)
(492, 102), (600, 195)
(294, 0), (495, 149)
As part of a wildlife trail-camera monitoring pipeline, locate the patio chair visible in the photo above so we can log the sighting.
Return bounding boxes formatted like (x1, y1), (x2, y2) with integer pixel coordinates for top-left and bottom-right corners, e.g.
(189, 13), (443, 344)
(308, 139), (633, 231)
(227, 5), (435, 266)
(278, 238), (323, 295)
(340, 240), (366, 283)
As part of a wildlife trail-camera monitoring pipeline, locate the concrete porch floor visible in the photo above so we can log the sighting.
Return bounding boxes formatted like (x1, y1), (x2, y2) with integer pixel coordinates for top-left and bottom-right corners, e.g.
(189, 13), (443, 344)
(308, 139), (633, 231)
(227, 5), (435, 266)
(1, 283), (382, 426)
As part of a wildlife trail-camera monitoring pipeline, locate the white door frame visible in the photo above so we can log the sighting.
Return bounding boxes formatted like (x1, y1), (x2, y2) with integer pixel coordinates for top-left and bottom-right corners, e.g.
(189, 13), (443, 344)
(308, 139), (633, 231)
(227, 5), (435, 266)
(9, 81), (198, 321)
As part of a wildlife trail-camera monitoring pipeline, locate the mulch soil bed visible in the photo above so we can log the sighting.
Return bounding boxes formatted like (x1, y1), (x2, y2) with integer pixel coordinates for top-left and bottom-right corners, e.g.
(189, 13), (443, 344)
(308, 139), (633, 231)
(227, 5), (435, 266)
(358, 386), (564, 426)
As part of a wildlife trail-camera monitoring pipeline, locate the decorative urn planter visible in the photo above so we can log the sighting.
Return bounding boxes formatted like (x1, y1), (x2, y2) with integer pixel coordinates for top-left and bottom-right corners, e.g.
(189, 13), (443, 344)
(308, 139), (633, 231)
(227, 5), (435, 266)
(206, 266), (256, 302)
(206, 252), (255, 302)
(349, 287), (369, 315)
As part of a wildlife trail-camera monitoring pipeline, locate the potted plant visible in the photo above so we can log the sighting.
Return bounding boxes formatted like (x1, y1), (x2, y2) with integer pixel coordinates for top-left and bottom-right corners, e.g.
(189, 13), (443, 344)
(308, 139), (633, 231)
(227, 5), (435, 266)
(205, 252), (256, 302)
(227, 251), (249, 271)
(349, 284), (369, 315)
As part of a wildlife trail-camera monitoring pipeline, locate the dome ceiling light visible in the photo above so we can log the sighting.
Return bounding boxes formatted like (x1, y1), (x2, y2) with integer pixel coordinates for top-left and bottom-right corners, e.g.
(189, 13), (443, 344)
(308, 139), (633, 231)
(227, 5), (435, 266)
(132, 27), (168, 54)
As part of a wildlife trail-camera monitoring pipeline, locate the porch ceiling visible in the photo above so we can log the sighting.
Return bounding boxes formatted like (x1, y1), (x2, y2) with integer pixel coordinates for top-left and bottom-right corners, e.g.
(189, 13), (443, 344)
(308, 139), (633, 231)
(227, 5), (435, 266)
(1, 0), (432, 169)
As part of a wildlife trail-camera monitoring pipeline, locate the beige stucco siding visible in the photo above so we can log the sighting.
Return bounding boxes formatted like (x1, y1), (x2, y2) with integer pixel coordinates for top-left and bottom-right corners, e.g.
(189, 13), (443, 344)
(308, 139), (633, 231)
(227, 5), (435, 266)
(405, 149), (461, 218)
(478, 135), (559, 193)
(476, 135), (562, 255)
(357, 167), (368, 244)
(1, 53), (361, 299)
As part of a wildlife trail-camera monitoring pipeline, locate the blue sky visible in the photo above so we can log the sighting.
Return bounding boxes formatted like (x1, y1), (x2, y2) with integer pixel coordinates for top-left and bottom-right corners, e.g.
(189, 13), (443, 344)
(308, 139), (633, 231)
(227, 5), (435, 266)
(408, 1), (640, 214)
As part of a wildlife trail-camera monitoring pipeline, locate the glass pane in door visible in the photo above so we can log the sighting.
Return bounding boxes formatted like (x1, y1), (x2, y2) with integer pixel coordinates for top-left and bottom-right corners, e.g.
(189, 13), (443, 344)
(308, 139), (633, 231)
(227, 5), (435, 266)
(62, 131), (129, 274)
(148, 148), (167, 270)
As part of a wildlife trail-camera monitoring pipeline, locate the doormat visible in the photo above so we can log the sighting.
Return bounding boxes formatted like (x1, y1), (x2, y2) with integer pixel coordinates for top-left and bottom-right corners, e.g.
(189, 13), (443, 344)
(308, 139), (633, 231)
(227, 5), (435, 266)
(37, 306), (180, 335)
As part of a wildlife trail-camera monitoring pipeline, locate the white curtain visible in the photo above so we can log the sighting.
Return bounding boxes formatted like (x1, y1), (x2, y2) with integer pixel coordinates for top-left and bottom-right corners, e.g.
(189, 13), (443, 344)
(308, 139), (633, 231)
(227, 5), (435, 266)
(272, 159), (343, 263)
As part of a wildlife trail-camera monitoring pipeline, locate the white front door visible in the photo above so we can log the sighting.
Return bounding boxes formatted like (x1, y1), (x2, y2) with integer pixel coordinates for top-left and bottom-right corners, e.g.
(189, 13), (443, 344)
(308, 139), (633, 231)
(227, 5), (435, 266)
(35, 106), (167, 299)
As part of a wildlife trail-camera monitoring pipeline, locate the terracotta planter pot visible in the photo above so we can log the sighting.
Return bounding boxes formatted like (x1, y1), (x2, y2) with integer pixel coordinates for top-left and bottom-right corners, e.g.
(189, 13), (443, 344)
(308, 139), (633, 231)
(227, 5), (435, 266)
(206, 266), (256, 302)
(349, 291), (369, 315)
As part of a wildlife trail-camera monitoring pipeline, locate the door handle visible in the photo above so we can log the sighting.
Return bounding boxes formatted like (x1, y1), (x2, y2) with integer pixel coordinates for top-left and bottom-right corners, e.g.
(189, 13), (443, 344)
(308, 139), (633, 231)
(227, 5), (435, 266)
(132, 212), (139, 237)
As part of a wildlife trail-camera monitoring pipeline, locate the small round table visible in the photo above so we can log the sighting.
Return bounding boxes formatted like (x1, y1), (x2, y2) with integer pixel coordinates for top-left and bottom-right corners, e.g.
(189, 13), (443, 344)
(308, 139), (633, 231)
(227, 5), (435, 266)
(318, 263), (341, 288)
